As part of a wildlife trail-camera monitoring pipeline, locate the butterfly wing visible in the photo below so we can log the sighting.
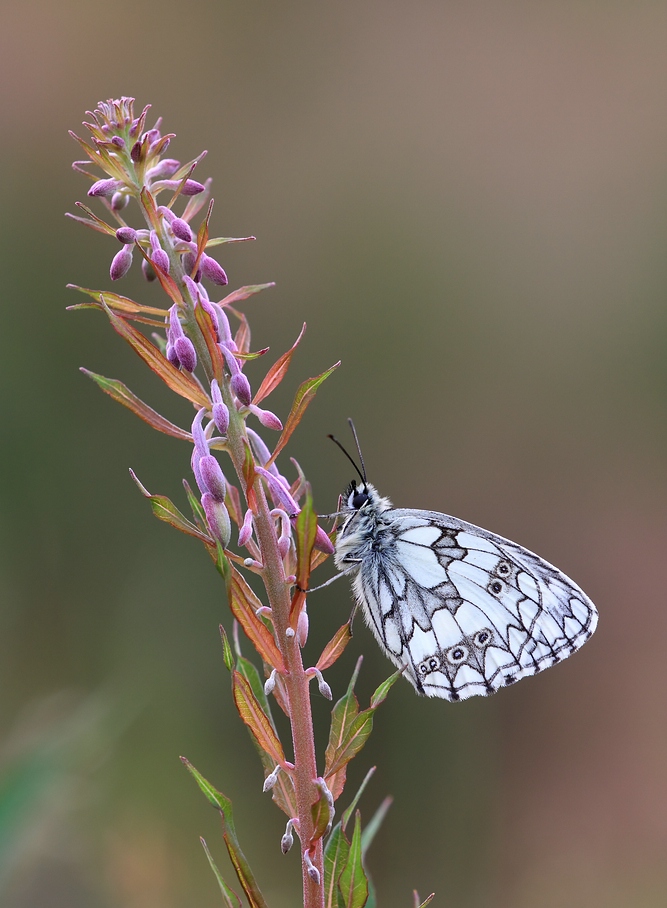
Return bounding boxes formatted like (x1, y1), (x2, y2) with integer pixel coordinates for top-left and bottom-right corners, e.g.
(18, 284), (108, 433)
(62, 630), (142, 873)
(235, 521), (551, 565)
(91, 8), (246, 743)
(350, 508), (598, 701)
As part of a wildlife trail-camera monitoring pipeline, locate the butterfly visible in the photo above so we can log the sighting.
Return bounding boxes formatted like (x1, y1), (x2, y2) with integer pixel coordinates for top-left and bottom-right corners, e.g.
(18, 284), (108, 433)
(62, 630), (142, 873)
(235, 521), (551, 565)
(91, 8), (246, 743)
(330, 425), (598, 702)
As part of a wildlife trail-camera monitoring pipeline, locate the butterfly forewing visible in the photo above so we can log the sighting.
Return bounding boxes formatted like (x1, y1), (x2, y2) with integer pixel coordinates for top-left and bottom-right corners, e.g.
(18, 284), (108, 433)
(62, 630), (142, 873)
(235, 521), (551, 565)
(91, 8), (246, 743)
(334, 486), (598, 702)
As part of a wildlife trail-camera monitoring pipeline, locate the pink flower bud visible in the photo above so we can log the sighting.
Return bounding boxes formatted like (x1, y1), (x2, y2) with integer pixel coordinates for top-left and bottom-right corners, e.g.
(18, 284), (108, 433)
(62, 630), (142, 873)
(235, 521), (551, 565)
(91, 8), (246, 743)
(199, 454), (226, 502)
(166, 343), (180, 367)
(297, 607), (309, 647)
(152, 179), (205, 195)
(202, 493), (231, 547)
(115, 227), (137, 244)
(201, 254), (228, 286)
(171, 218), (192, 241)
(231, 373), (252, 406)
(182, 252), (201, 281)
(255, 467), (299, 515)
(212, 402), (229, 435)
(111, 136), (125, 148)
(190, 407), (208, 459)
(88, 178), (125, 197)
(110, 246), (133, 280)
(249, 405), (282, 431)
(130, 141), (143, 162)
(152, 248), (170, 273)
(111, 192), (130, 211)
(174, 336), (196, 372)
(147, 159), (181, 180)
(238, 509), (254, 547)
(314, 525), (335, 555)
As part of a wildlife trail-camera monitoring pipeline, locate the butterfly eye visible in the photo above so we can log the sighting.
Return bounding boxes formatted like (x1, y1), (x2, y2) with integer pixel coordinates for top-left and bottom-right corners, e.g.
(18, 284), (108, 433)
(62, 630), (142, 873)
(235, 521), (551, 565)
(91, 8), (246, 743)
(351, 487), (370, 509)
(488, 580), (504, 596)
(496, 561), (511, 576)
(446, 645), (469, 665)
(473, 629), (492, 648)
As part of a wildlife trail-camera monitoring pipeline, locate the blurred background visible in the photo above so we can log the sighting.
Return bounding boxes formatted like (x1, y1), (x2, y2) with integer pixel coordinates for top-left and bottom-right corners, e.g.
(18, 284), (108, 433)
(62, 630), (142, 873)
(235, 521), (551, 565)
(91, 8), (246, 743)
(1, 1), (666, 906)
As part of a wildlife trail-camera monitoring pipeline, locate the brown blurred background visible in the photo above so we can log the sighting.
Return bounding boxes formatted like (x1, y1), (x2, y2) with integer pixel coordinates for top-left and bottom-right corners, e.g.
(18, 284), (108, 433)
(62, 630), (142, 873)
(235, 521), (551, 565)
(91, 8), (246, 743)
(1, 2), (666, 906)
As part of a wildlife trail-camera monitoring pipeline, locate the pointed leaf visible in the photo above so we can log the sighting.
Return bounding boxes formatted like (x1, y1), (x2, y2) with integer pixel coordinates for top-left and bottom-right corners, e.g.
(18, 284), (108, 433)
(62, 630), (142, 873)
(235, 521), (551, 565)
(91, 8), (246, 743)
(200, 838), (242, 908)
(181, 760), (269, 908)
(361, 796), (392, 856)
(183, 478), (209, 533)
(414, 894), (435, 908)
(317, 622), (353, 672)
(267, 362), (340, 466)
(134, 241), (182, 305)
(290, 484), (317, 624)
(253, 323), (306, 405)
(311, 785), (333, 846)
(71, 202), (117, 235)
(232, 671), (285, 766)
(101, 300), (209, 407)
(229, 567), (286, 671)
(338, 812), (369, 908)
(130, 470), (213, 542)
(220, 625), (234, 672)
(81, 370), (192, 441)
(324, 824), (349, 908)
(68, 284), (168, 317)
(206, 235), (256, 248)
(325, 712), (374, 781)
(369, 668), (403, 709)
(341, 767), (376, 834)
(219, 283), (275, 307)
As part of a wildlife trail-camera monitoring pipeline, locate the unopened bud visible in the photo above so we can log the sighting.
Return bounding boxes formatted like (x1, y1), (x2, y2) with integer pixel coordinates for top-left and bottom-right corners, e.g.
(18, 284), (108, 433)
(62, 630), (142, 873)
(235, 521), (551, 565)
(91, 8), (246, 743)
(314, 526), (335, 555)
(174, 336), (196, 372)
(110, 246), (133, 280)
(153, 178), (206, 196)
(130, 141), (143, 163)
(231, 373), (252, 406)
(88, 178), (124, 197)
(111, 135), (125, 148)
(115, 227), (137, 244)
(166, 343), (180, 367)
(182, 251), (201, 281)
(304, 852), (320, 886)
(111, 192), (130, 211)
(199, 454), (226, 502)
(297, 607), (310, 648)
(281, 829), (294, 854)
(152, 248), (170, 273)
(238, 509), (254, 547)
(201, 254), (228, 286)
(264, 669), (278, 696)
(249, 405), (282, 431)
(146, 159), (181, 180)
(171, 217), (192, 241)
(263, 765), (281, 792)
(307, 668), (331, 700)
(202, 493), (231, 547)
(212, 402), (229, 435)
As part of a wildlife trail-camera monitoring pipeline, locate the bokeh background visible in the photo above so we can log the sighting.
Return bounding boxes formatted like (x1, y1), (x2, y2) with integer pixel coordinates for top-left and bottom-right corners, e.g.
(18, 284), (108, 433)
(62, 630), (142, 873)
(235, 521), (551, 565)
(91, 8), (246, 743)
(1, 2), (666, 906)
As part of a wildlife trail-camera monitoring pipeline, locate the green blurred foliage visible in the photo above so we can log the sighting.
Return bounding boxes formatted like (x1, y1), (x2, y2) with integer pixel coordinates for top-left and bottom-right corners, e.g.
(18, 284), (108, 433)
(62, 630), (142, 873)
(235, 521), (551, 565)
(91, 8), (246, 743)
(1, 2), (667, 907)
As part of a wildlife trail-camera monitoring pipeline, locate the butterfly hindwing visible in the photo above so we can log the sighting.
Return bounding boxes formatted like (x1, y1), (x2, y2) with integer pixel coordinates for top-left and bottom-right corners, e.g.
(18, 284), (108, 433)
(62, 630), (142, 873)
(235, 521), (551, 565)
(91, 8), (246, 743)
(335, 488), (598, 702)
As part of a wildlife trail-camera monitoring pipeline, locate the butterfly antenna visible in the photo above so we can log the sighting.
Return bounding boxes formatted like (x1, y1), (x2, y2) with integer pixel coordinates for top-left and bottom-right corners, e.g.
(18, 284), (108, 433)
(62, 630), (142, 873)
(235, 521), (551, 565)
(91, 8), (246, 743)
(327, 433), (365, 484)
(347, 418), (367, 483)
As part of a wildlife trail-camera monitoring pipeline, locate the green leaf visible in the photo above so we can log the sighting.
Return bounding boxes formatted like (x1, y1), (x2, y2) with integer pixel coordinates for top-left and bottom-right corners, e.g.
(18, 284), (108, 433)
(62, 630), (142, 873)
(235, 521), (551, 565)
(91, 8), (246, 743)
(324, 824), (349, 908)
(183, 478), (209, 533)
(219, 625), (234, 673)
(200, 837), (242, 908)
(229, 567), (286, 671)
(369, 668), (403, 709)
(81, 370), (192, 441)
(267, 362), (341, 466)
(293, 484), (318, 607)
(129, 470), (213, 543)
(219, 283), (275, 306)
(338, 812), (369, 908)
(181, 760), (269, 908)
(341, 767), (376, 834)
(326, 713), (374, 780)
(361, 796), (392, 856)
(317, 621), (353, 672)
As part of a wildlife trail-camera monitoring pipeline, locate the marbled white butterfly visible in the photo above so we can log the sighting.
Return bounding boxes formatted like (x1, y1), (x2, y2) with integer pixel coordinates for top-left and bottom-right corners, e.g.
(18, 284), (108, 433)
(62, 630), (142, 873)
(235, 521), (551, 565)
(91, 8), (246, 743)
(331, 424), (598, 702)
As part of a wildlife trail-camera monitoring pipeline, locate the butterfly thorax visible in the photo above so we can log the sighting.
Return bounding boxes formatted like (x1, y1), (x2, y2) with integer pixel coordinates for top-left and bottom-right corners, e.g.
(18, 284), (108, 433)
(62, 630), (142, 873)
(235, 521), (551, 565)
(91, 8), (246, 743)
(334, 482), (397, 568)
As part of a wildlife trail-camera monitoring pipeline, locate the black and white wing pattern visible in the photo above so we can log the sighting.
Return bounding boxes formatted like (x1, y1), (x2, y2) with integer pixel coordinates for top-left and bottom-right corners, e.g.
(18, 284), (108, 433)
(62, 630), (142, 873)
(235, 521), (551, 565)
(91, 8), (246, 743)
(334, 483), (598, 702)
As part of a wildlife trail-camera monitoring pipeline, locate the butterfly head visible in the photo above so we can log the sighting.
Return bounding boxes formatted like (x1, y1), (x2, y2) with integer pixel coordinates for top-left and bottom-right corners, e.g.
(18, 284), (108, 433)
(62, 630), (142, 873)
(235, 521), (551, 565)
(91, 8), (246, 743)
(344, 479), (372, 511)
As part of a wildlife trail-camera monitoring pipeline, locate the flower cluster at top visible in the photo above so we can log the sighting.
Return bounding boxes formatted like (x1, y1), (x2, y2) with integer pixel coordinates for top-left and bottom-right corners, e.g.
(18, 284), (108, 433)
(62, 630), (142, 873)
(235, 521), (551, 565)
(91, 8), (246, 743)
(68, 97), (334, 572)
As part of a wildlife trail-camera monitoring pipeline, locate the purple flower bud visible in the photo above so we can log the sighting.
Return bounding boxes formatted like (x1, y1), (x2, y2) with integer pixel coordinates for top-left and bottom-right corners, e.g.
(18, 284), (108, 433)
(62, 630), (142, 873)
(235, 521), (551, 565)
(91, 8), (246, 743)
(152, 248), (170, 273)
(202, 493), (231, 547)
(249, 405), (282, 431)
(191, 446), (204, 492)
(246, 428), (282, 479)
(111, 192), (130, 211)
(212, 402), (229, 435)
(147, 159), (181, 180)
(144, 128), (160, 145)
(297, 607), (309, 648)
(152, 179), (206, 196)
(199, 454), (226, 502)
(174, 336), (196, 372)
(88, 178), (125, 198)
(231, 373), (252, 406)
(201, 254), (228, 286)
(211, 303), (234, 347)
(111, 135), (125, 148)
(141, 258), (157, 282)
(170, 217), (192, 241)
(238, 509), (254, 547)
(191, 408), (208, 459)
(255, 467), (299, 516)
(110, 246), (133, 280)
(115, 227), (137, 244)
